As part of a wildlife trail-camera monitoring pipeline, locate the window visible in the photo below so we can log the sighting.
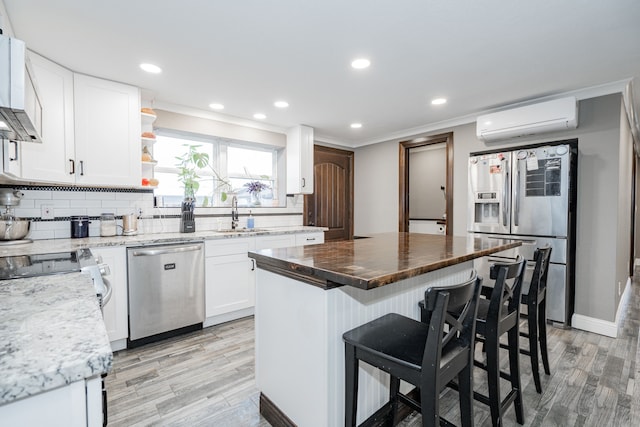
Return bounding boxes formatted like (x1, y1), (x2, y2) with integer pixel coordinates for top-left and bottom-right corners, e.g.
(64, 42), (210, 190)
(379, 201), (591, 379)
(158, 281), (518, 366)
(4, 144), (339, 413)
(153, 130), (284, 208)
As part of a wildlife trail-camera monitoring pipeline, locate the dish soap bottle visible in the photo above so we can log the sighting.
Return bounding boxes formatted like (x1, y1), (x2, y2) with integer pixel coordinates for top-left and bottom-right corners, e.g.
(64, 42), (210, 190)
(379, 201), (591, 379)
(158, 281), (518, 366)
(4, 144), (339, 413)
(247, 211), (254, 229)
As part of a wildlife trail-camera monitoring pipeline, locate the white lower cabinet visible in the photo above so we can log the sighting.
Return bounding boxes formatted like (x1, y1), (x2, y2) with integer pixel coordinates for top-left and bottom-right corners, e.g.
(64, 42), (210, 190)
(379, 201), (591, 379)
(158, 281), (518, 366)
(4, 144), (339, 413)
(0, 377), (102, 427)
(205, 238), (256, 325)
(204, 232), (325, 326)
(91, 246), (128, 350)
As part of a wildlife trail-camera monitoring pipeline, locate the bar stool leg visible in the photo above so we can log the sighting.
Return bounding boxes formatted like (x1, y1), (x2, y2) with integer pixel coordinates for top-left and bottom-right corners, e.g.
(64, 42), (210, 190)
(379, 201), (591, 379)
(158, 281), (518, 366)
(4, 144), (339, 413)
(458, 358), (474, 427)
(527, 302), (542, 394)
(389, 375), (400, 426)
(507, 326), (525, 424)
(485, 331), (502, 426)
(420, 377), (439, 427)
(538, 300), (551, 375)
(345, 344), (359, 427)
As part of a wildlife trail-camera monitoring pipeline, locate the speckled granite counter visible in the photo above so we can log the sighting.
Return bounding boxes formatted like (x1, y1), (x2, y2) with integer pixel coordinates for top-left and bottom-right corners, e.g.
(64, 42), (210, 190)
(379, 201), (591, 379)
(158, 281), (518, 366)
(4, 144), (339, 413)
(0, 226), (326, 257)
(249, 232), (521, 290)
(0, 272), (112, 404)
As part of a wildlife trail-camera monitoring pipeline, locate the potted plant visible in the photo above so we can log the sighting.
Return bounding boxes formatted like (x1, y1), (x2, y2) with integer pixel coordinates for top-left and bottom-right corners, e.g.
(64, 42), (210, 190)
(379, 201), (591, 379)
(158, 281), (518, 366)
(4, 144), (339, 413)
(244, 180), (270, 206)
(175, 145), (231, 204)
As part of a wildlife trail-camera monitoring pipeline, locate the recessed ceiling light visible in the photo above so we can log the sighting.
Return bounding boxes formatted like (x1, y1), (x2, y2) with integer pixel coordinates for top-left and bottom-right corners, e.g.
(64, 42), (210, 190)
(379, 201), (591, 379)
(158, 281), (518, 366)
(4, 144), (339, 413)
(140, 63), (162, 74)
(350, 123), (362, 129)
(274, 101), (289, 108)
(351, 58), (371, 69)
(431, 98), (447, 105)
(209, 103), (225, 110)
(253, 113), (267, 120)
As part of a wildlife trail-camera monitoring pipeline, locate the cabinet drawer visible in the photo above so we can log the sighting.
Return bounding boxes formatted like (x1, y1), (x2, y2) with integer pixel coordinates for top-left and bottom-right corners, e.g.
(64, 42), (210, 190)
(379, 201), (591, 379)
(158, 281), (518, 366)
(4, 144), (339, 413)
(255, 235), (296, 250)
(205, 237), (255, 257)
(295, 232), (324, 246)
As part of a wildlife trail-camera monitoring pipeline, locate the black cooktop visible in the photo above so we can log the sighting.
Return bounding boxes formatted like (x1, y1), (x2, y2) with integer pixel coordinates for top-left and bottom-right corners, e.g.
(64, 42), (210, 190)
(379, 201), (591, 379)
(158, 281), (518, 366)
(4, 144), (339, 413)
(0, 249), (93, 280)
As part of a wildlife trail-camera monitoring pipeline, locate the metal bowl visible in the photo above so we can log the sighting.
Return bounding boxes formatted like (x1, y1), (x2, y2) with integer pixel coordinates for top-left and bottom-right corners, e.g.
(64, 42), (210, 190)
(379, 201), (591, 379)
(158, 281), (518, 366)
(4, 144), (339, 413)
(0, 219), (31, 240)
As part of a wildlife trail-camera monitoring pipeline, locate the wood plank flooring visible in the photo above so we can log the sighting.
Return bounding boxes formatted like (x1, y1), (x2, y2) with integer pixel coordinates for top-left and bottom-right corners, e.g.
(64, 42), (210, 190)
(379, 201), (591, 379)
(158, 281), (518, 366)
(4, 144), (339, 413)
(106, 274), (640, 426)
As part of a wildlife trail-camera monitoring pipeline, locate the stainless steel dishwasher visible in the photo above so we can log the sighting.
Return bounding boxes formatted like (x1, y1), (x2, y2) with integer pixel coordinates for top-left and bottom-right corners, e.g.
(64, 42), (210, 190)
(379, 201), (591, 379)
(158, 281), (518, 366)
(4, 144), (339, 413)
(127, 241), (204, 346)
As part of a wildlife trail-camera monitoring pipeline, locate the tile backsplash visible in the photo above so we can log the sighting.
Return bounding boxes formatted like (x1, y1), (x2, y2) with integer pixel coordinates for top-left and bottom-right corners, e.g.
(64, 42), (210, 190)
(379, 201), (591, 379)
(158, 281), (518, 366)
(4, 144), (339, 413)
(8, 187), (303, 240)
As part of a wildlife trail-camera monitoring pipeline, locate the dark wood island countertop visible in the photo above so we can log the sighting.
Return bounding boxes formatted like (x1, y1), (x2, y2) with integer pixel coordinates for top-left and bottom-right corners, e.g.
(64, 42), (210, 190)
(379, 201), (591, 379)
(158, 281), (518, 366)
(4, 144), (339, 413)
(248, 232), (521, 290)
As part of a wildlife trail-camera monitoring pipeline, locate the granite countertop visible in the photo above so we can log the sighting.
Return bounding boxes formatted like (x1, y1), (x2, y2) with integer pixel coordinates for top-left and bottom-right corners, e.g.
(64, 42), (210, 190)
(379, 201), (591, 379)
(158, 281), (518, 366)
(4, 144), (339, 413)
(248, 232), (522, 290)
(0, 226), (326, 257)
(0, 272), (112, 404)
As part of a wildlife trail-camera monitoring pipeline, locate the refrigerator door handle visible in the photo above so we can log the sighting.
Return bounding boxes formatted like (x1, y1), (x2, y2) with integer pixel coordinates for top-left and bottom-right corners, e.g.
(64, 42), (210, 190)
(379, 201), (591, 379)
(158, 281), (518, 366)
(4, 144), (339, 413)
(514, 163), (521, 226)
(502, 166), (509, 227)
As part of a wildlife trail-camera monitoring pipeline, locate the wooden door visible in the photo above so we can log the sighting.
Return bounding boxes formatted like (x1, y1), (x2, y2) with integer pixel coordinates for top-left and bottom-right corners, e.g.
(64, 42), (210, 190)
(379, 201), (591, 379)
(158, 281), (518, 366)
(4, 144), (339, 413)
(304, 145), (354, 241)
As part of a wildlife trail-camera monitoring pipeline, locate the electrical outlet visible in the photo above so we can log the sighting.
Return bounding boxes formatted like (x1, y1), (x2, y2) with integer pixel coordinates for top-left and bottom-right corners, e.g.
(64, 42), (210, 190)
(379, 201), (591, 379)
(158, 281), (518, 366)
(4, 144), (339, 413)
(41, 205), (54, 220)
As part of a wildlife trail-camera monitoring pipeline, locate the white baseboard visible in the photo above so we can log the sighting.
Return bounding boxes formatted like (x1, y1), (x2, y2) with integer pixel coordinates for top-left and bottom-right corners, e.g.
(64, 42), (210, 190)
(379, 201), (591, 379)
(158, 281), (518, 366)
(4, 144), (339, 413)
(572, 276), (632, 338)
(203, 307), (254, 328)
(571, 314), (618, 337)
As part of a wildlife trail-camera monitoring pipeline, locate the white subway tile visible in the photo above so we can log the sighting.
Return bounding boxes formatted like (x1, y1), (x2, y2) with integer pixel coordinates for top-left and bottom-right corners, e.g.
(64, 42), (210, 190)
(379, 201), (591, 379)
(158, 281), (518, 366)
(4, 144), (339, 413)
(29, 230), (55, 240)
(54, 229), (72, 239)
(52, 191), (86, 200)
(34, 199), (70, 208)
(86, 192), (116, 201)
(13, 208), (41, 218)
(57, 208), (86, 217)
(21, 190), (52, 200)
(102, 200), (137, 209)
(115, 193), (144, 201)
(69, 200), (103, 208)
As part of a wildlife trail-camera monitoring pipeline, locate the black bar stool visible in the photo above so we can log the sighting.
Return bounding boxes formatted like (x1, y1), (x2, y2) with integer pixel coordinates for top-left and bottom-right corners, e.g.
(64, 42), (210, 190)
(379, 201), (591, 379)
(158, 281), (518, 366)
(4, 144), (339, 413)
(343, 273), (482, 427)
(473, 257), (526, 426)
(421, 258), (527, 427)
(518, 246), (552, 393)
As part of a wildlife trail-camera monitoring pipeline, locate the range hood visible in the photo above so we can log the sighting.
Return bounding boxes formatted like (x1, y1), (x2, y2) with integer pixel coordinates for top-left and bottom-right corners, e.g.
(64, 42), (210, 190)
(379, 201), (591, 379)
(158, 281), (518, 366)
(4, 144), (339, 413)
(0, 34), (42, 143)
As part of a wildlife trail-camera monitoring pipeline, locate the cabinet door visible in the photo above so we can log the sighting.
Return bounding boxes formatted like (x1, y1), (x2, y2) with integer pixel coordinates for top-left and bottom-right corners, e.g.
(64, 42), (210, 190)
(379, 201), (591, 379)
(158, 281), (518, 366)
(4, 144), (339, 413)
(205, 238), (256, 318)
(74, 74), (140, 186)
(286, 125), (314, 194)
(205, 254), (256, 317)
(21, 52), (75, 183)
(91, 246), (128, 344)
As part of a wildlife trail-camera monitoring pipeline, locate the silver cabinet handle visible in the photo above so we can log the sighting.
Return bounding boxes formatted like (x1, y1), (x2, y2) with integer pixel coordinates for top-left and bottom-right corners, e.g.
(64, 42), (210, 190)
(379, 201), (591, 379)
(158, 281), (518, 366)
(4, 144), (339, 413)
(306, 237), (316, 241)
(131, 244), (203, 257)
(251, 259), (256, 271)
(9, 140), (18, 161)
(69, 159), (75, 175)
(302, 177), (306, 188)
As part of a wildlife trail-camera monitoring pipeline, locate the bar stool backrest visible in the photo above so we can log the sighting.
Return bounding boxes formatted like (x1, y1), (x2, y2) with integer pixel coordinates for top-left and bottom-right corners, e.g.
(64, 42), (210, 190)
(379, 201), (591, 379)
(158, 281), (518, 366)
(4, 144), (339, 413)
(488, 257), (527, 324)
(421, 272), (483, 369)
(529, 246), (552, 298)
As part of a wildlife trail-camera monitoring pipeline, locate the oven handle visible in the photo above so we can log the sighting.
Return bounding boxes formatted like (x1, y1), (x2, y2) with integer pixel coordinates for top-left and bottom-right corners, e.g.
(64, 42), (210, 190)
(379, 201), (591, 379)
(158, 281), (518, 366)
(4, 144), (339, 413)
(101, 277), (113, 308)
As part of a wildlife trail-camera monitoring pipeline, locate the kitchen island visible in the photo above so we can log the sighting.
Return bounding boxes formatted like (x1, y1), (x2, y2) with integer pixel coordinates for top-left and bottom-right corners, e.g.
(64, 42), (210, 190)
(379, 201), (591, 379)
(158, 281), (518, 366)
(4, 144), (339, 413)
(248, 232), (521, 427)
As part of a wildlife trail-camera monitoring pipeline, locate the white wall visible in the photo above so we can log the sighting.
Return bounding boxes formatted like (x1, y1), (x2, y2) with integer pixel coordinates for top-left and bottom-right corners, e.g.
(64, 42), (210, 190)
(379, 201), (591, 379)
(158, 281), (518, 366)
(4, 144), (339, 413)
(354, 93), (629, 324)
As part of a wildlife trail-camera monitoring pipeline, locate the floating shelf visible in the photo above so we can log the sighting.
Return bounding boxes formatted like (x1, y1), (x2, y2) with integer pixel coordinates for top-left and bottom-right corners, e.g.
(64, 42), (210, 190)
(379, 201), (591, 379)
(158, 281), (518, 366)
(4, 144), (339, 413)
(141, 112), (157, 125)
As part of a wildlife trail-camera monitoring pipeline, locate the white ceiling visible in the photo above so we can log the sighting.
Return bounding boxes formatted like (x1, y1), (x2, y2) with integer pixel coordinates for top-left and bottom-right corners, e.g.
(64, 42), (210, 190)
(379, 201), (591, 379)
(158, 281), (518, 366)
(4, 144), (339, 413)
(3, 0), (640, 147)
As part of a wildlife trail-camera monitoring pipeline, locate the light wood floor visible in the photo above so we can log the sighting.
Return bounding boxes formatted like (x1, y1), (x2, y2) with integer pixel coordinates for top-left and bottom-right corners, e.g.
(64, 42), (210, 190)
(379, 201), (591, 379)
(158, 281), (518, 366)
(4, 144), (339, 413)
(107, 274), (640, 426)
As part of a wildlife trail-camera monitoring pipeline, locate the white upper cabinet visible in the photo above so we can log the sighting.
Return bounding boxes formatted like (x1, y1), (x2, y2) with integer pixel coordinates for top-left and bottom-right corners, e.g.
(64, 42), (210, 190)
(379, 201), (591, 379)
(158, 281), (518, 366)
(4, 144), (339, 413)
(20, 51), (75, 183)
(286, 125), (314, 194)
(74, 74), (140, 186)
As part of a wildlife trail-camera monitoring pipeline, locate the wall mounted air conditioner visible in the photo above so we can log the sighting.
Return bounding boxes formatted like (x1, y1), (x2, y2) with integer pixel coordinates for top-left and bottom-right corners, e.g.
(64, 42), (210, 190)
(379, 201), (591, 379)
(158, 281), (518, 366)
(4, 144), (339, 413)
(476, 97), (578, 142)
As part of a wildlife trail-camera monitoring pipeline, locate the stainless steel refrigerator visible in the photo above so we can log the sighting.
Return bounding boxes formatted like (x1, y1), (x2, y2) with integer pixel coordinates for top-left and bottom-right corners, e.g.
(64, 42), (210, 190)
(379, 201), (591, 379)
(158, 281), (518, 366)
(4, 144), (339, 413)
(468, 139), (577, 326)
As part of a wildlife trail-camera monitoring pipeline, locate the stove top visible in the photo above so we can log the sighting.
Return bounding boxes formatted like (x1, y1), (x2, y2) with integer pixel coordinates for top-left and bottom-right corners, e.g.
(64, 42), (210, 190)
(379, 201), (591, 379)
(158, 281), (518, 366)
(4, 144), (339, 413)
(0, 249), (95, 280)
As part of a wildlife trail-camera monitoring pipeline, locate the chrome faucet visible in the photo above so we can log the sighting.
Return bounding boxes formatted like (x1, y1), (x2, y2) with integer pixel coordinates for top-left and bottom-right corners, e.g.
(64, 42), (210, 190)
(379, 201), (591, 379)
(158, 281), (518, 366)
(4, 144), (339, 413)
(231, 196), (239, 229)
